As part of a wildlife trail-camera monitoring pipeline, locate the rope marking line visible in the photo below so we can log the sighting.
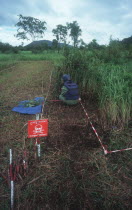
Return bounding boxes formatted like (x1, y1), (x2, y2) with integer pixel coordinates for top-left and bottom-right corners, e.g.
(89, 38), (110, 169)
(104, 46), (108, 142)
(79, 99), (108, 154)
(107, 147), (132, 154)
(41, 67), (54, 118)
(79, 99), (132, 155)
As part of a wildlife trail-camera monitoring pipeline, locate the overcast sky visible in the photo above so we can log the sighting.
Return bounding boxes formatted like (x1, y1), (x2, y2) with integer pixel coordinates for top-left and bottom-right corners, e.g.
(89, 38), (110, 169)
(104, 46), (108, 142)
(0, 0), (132, 46)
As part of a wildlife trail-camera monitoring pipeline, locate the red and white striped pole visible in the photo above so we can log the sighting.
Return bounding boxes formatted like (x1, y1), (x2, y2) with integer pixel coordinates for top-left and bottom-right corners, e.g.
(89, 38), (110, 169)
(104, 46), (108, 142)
(36, 114), (41, 158)
(9, 149), (14, 209)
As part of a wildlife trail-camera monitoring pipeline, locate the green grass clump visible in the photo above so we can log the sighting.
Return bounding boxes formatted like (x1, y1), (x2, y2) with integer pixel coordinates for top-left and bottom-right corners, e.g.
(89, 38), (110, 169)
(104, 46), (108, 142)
(55, 48), (132, 126)
(98, 64), (131, 126)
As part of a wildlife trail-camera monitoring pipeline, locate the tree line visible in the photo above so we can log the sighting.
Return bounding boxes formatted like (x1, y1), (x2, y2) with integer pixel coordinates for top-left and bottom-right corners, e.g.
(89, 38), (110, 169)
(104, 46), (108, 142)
(0, 14), (132, 54)
(15, 14), (82, 48)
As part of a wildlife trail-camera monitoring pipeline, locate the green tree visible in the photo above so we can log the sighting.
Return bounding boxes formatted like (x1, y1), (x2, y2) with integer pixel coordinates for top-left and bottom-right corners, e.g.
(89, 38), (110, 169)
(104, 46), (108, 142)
(52, 24), (67, 44)
(67, 21), (82, 47)
(52, 24), (68, 52)
(52, 39), (58, 50)
(87, 39), (100, 50)
(79, 39), (86, 49)
(15, 14), (47, 42)
(0, 42), (13, 53)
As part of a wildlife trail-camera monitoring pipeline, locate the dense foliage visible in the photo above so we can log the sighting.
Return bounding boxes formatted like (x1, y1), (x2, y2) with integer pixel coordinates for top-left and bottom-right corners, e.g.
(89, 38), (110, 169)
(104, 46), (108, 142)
(55, 40), (132, 127)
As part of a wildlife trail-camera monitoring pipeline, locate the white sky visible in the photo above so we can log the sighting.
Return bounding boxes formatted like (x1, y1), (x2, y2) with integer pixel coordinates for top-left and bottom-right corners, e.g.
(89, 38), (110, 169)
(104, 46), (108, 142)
(0, 0), (132, 46)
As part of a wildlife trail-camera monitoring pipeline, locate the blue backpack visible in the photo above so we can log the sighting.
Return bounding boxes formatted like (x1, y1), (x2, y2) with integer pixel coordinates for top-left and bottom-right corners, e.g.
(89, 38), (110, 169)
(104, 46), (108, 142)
(64, 81), (79, 100)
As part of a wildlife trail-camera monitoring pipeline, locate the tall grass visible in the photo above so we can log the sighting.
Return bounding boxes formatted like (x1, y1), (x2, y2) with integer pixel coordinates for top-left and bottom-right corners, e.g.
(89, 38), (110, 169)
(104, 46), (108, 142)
(55, 48), (132, 127)
(0, 51), (64, 78)
(99, 64), (131, 125)
(0, 51), (64, 67)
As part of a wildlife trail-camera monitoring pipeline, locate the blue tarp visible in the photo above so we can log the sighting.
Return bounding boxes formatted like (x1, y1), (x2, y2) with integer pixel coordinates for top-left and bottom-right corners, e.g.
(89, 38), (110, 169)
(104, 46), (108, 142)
(12, 97), (44, 114)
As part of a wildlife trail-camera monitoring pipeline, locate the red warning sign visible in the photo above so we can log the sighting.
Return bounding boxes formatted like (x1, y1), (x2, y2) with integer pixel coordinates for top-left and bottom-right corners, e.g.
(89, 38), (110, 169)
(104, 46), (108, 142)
(28, 119), (48, 138)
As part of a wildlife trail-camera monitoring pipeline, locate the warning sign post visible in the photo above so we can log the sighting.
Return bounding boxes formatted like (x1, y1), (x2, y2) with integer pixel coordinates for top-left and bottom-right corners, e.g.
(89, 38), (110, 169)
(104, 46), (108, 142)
(28, 119), (48, 138)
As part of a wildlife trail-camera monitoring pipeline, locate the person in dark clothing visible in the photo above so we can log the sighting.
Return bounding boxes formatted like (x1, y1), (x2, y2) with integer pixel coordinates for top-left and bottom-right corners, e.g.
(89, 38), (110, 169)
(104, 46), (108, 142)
(59, 74), (80, 105)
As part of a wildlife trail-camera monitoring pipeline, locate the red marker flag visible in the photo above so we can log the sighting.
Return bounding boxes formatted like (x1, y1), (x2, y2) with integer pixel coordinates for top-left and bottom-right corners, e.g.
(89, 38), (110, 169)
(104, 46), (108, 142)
(28, 119), (48, 138)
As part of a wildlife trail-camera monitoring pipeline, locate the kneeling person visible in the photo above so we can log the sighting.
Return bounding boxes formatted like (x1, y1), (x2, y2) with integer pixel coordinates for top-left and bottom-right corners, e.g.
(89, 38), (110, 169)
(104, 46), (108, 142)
(59, 74), (79, 105)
